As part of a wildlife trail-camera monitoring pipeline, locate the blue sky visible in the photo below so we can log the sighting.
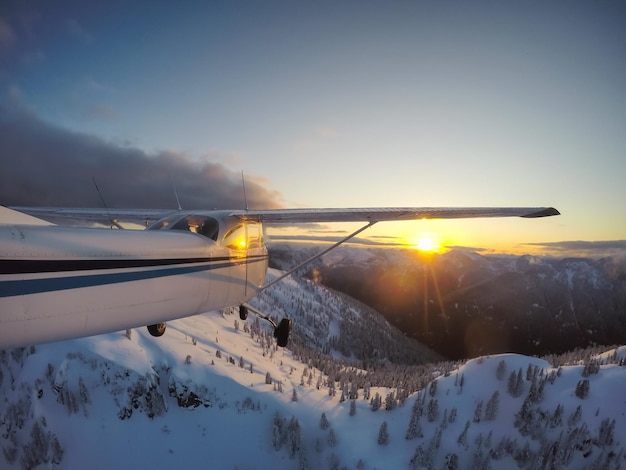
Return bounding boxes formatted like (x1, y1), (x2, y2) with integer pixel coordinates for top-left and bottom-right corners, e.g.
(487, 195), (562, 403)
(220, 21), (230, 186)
(1, 1), (625, 255)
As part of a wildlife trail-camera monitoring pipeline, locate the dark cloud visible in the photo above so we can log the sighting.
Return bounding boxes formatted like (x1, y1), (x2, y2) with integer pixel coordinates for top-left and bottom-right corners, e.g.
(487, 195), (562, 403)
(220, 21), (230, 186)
(0, 106), (283, 210)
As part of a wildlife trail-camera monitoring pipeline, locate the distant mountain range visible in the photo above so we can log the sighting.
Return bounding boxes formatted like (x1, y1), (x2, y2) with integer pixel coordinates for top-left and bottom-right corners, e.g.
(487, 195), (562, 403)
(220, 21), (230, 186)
(268, 244), (626, 360)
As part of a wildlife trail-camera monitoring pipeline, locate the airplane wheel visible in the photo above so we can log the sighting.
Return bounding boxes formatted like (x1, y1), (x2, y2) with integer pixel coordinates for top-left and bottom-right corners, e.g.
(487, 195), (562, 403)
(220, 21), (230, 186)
(274, 318), (291, 348)
(147, 322), (167, 337)
(239, 305), (248, 320)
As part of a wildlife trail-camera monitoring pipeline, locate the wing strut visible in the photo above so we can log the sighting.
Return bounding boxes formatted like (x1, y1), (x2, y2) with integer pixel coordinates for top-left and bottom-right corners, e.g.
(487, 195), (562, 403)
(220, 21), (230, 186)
(258, 220), (378, 292)
(241, 220), (377, 347)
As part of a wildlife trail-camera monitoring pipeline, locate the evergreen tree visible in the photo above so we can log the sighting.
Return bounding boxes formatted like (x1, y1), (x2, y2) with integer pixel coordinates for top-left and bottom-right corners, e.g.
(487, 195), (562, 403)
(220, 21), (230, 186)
(567, 405), (582, 427)
(429, 379), (438, 396)
(575, 379), (590, 399)
(327, 452), (340, 470)
(449, 407), (457, 424)
(496, 360), (506, 381)
(327, 428), (337, 448)
(473, 400), (483, 423)
(427, 398), (439, 422)
(370, 392), (382, 411)
(485, 391), (500, 421)
(377, 421), (389, 446)
(287, 416), (301, 459)
(385, 392), (396, 411)
(314, 437), (323, 453)
(320, 412), (330, 430)
(272, 412), (285, 451)
(550, 403), (563, 428)
(406, 400), (424, 440)
(410, 445), (426, 470)
(444, 453), (459, 470)
(457, 420), (471, 449)
(598, 418), (615, 446)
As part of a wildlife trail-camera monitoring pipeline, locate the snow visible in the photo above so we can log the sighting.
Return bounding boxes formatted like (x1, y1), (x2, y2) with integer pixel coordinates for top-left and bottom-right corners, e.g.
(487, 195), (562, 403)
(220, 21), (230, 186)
(2, 297), (626, 468)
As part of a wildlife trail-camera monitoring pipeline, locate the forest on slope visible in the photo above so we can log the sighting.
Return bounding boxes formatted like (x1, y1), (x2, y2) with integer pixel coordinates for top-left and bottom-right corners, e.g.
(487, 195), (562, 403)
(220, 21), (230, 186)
(269, 244), (626, 360)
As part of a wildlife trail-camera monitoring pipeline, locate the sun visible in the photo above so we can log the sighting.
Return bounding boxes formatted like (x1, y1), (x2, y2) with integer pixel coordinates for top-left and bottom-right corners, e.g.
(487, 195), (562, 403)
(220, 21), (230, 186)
(416, 237), (437, 252)
(409, 233), (443, 253)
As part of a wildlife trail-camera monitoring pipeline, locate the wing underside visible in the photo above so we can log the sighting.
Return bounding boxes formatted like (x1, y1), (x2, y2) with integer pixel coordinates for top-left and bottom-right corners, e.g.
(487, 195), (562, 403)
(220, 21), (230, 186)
(6, 206), (560, 226)
(235, 207), (560, 223)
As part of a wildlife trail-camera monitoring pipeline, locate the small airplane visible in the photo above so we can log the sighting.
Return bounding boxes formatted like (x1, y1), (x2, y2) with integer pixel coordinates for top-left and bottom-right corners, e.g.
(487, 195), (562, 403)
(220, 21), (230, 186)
(0, 204), (559, 349)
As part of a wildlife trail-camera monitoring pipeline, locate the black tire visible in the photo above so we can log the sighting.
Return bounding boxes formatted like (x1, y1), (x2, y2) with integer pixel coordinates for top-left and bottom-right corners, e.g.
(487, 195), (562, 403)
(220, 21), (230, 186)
(239, 305), (248, 320)
(274, 318), (291, 347)
(147, 322), (167, 337)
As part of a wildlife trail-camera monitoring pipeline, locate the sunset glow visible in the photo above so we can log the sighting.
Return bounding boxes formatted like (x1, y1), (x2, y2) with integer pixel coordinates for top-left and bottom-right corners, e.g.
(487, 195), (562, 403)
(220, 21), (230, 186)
(416, 237), (438, 252)
(408, 232), (444, 253)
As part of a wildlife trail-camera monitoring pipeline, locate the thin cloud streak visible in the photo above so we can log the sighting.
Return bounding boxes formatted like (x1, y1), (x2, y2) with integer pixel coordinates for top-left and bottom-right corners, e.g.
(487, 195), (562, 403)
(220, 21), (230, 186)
(524, 240), (626, 259)
(0, 107), (283, 210)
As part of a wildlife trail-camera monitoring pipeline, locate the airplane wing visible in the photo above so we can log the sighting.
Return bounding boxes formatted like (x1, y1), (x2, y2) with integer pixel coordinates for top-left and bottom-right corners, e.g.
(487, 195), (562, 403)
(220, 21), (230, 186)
(7, 206), (560, 226)
(6, 206), (177, 226)
(234, 207), (560, 223)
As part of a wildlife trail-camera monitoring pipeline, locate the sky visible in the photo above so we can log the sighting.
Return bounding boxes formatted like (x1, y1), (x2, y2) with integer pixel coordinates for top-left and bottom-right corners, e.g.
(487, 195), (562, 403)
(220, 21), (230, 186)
(0, 0), (625, 256)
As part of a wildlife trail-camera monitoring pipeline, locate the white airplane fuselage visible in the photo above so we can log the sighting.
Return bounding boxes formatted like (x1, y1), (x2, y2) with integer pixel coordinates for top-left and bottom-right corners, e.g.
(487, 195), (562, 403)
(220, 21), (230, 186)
(0, 212), (268, 348)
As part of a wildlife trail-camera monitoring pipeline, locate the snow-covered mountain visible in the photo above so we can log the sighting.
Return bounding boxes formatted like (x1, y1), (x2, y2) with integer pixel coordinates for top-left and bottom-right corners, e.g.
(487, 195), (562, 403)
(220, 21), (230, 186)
(250, 269), (443, 365)
(2, 266), (626, 469)
(269, 244), (626, 359)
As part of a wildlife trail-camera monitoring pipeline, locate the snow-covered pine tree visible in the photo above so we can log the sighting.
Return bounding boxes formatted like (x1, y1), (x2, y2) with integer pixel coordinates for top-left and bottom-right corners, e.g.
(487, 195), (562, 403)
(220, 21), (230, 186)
(327, 428), (337, 448)
(473, 400), (483, 423)
(320, 412), (329, 430)
(272, 411), (285, 451)
(427, 398), (439, 422)
(496, 359), (506, 381)
(405, 398), (424, 440)
(567, 405), (582, 427)
(385, 392), (396, 411)
(349, 399), (356, 416)
(457, 420), (471, 449)
(485, 391), (499, 421)
(377, 421), (389, 446)
(575, 379), (590, 399)
(370, 392), (381, 411)
(287, 416), (301, 458)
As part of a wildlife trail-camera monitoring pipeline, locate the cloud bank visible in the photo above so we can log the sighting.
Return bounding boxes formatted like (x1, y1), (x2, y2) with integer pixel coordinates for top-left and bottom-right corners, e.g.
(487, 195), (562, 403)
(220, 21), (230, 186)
(523, 240), (626, 259)
(0, 107), (283, 210)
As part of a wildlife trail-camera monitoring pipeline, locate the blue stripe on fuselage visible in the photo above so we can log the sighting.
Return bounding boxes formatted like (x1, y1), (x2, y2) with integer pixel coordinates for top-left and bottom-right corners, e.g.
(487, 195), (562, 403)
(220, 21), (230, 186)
(0, 256), (267, 298)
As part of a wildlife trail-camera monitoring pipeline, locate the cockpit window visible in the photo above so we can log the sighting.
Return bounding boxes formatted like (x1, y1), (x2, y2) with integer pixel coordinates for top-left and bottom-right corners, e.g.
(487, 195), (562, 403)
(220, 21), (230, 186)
(223, 224), (247, 251)
(222, 222), (262, 251)
(147, 215), (220, 241)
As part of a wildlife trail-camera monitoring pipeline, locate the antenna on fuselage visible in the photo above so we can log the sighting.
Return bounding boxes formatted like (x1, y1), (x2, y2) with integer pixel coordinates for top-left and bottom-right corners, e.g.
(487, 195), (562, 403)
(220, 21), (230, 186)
(92, 177), (123, 229)
(170, 173), (183, 210)
(241, 171), (249, 212)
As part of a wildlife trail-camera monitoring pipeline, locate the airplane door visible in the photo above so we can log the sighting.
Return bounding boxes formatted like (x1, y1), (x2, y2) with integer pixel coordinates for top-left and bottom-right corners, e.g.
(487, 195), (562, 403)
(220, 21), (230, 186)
(222, 223), (249, 305)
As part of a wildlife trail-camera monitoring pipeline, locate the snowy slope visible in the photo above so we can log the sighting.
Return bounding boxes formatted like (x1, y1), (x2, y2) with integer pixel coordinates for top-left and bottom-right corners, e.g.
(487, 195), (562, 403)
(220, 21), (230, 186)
(2, 284), (626, 469)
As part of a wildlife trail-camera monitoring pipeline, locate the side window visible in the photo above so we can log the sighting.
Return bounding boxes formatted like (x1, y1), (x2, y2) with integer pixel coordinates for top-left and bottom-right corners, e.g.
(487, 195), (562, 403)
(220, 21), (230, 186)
(223, 224), (248, 251)
(197, 217), (219, 241)
(147, 215), (185, 231)
(151, 215), (219, 241)
(247, 223), (262, 249)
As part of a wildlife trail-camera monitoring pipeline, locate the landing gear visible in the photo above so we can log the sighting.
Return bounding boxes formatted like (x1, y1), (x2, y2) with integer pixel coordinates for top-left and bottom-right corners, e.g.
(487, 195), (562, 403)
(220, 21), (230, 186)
(147, 322), (167, 337)
(239, 303), (291, 347)
(274, 318), (292, 348)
